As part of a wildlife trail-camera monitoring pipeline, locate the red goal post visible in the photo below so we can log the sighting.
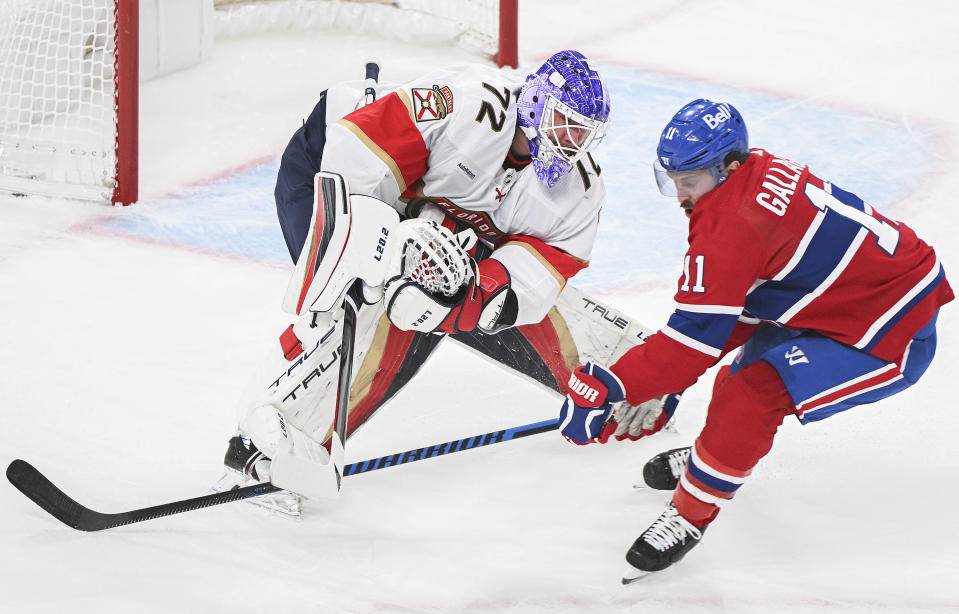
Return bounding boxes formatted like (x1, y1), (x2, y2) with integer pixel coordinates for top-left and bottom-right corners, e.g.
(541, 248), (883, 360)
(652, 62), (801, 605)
(496, 0), (518, 68)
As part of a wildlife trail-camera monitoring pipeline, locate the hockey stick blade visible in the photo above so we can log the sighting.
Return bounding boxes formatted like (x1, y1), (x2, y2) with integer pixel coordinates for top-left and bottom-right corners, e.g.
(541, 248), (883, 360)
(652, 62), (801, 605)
(6, 459), (280, 532)
(7, 418), (559, 532)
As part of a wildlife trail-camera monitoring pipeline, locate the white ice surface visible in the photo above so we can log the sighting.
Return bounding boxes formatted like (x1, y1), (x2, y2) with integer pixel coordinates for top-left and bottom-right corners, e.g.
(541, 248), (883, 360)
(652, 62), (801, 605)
(2, 2), (959, 612)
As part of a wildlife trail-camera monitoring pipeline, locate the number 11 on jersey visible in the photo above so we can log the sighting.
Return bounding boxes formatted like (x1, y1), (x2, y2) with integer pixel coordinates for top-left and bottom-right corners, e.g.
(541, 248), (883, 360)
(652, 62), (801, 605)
(681, 254), (706, 293)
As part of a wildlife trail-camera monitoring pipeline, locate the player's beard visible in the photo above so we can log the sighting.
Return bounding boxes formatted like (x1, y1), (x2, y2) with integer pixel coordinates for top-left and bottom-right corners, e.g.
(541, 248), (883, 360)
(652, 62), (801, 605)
(681, 200), (694, 217)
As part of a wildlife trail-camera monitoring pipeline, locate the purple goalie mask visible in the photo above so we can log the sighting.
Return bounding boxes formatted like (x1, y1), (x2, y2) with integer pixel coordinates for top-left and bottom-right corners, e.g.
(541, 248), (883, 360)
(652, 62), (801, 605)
(516, 50), (611, 188)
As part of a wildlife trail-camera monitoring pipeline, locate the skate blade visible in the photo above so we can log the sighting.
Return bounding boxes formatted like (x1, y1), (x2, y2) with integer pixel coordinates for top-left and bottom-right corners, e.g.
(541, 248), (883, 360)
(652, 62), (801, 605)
(631, 482), (678, 492)
(211, 472), (302, 518)
(621, 565), (652, 585)
(242, 488), (303, 518)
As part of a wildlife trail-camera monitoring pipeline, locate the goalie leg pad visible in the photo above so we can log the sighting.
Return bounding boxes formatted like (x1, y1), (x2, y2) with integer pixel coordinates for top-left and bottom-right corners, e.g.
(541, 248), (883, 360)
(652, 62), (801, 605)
(235, 310), (348, 450)
(242, 405), (341, 500)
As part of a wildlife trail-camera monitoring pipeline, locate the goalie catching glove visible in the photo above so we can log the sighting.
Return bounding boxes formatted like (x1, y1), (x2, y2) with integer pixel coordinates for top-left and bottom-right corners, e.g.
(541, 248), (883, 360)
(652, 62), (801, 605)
(559, 362), (680, 445)
(384, 219), (517, 334)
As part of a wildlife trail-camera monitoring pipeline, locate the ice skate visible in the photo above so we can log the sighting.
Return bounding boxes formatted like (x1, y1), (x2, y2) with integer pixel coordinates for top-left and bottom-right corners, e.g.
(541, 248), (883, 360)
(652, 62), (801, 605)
(639, 446), (691, 491)
(211, 434), (302, 517)
(622, 503), (703, 583)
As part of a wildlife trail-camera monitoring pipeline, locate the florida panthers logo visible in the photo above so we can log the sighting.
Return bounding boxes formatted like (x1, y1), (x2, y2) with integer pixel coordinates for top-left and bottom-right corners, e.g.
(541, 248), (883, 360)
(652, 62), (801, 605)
(412, 85), (454, 122)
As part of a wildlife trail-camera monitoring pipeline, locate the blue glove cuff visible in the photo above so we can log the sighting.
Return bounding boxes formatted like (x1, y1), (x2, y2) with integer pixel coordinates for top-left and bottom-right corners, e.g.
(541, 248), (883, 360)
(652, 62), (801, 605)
(559, 397), (613, 444)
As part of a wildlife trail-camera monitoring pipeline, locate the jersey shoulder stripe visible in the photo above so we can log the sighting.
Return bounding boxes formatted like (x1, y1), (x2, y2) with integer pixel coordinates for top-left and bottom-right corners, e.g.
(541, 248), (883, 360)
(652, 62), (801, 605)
(661, 324), (722, 358)
(497, 235), (588, 287)
(337, 91), (427, 193)
(667, 309), (740, 356)
(777, 228), (868, 324)
(675, 302), (744, 316)
(857, 260), (945, 351)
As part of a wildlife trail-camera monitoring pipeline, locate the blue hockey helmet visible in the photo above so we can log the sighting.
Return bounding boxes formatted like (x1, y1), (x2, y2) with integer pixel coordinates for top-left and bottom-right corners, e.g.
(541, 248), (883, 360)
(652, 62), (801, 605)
(654, 99), (748, 196)
(517, 50), (611, 188)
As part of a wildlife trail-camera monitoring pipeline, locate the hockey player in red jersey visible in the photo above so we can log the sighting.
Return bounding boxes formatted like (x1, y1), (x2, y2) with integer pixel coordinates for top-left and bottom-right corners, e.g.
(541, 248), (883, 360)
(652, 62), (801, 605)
(215, 51), (678, 515)
(557, 98), (953, 581)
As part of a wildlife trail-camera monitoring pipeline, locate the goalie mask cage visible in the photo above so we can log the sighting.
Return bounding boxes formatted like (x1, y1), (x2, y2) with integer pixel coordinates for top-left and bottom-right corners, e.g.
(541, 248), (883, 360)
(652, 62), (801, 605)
(0, 0), (138, 205)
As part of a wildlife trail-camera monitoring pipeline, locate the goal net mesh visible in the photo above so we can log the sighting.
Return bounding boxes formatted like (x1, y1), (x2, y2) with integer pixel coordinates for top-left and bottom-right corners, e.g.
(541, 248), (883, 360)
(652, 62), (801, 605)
(0, 0), (117, 201)
(214, 0), (500, 59)
(0, 0), (506, 204)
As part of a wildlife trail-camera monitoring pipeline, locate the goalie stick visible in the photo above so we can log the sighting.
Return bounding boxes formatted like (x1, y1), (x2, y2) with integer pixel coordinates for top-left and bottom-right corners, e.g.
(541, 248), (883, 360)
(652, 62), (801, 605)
(6, 418), (559, 532)
(330, 293), (357, 487)
(364, 60), (380, 105)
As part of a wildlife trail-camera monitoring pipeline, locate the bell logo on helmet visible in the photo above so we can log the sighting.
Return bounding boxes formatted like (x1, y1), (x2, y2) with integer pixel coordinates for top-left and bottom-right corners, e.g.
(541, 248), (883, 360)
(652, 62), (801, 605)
(702, 104), (733, 130)
(654, 99), (748, 195)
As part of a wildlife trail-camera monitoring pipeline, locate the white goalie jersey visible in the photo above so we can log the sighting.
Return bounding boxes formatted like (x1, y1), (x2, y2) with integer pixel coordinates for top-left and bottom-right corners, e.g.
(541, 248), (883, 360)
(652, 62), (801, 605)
(319, 64), (607, 326)
(227, 60), (679, 506)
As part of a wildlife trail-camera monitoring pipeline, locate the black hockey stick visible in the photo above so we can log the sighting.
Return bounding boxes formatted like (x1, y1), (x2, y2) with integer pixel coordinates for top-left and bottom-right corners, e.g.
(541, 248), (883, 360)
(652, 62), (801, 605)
(6, 418), (559, 532)
(330, 294), (357, 488)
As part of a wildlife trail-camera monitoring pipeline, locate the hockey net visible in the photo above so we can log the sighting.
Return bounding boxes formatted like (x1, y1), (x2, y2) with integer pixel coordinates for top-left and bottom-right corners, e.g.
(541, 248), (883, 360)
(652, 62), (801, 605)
(214, 0), (517, 68)
(0, 0), (137, 204)
(0, 0), (514, 206)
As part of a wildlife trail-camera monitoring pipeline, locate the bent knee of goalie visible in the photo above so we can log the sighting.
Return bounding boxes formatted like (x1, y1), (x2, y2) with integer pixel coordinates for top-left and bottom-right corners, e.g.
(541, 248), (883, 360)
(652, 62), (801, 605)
(241, 405), (341, 499)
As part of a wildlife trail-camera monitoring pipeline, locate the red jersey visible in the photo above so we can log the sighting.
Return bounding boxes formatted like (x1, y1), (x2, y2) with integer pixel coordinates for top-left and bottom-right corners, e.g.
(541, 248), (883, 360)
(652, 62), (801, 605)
(612, 149), (953, 405)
